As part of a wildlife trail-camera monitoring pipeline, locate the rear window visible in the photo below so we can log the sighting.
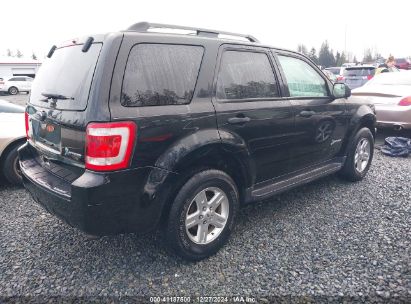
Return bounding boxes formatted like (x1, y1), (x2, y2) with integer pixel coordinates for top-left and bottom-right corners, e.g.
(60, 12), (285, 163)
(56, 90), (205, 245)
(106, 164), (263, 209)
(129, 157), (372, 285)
(396, 58), (406, 63)
(121, 44), (204, 107)
(29, 43), (102, 110)
(344, 67), (375, 77)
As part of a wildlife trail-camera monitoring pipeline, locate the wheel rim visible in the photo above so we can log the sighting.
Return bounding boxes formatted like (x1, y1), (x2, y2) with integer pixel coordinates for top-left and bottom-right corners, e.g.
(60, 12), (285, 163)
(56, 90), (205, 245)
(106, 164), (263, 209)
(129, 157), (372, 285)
(13, 156), (22, 180)
(354, 138), (370, 173)
(185, 187), (229, 245)
(10, 87), (17, 95)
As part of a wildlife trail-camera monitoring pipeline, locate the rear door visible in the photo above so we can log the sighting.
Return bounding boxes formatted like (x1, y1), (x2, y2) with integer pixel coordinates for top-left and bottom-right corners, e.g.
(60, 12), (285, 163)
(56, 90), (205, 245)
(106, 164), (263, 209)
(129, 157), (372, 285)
(213, 44), (295, 183)
(274, 51), (348, 171)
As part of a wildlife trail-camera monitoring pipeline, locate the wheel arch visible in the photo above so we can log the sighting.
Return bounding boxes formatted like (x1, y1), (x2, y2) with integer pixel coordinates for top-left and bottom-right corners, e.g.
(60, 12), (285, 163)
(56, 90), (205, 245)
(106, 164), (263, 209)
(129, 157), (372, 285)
(339, 105), (376, 157)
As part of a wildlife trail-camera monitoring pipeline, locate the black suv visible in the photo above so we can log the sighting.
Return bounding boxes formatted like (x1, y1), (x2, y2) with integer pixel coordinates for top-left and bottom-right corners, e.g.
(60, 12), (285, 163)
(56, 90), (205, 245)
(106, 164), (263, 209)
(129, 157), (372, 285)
(19, 23), (376, 260)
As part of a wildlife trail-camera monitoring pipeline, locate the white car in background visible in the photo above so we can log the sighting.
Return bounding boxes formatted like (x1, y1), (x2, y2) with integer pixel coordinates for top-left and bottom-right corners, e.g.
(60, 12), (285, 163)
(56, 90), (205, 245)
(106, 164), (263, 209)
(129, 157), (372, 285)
(0, 76), (33, 95)
(0, 99), (26, 184)
(352, 71), (411, 131)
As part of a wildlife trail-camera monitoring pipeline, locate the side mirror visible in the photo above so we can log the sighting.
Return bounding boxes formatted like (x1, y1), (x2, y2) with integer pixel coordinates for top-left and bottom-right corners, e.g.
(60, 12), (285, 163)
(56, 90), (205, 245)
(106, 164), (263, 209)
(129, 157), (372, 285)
(333, 83), (351, 99)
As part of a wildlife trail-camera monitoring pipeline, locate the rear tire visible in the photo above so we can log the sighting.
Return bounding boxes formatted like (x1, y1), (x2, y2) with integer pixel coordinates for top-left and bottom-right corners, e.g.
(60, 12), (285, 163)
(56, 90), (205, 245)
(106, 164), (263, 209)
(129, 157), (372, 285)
(2, 143), (23, 185)
(8, 87), (18, 95)
(164, 169), (239, 261)
(339, 127), (374, 181)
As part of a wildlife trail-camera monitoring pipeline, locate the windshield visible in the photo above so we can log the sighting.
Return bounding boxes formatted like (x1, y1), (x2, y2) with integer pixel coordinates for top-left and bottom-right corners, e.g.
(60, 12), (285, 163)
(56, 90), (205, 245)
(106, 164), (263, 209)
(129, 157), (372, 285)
(29, 43), (102, 110)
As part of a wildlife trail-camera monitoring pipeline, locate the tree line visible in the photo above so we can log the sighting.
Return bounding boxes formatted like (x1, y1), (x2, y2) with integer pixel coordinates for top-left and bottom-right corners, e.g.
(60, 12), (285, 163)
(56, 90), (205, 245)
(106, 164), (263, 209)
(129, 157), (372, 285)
(297, 41), (384, 68)
(4, 49), (37, 60)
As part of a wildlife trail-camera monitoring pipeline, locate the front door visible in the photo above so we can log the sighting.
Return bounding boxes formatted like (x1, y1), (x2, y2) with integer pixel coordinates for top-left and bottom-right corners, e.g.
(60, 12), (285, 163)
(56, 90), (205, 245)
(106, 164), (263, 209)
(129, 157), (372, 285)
(213, 45), (295, 184)
(274, 52), (348, 171)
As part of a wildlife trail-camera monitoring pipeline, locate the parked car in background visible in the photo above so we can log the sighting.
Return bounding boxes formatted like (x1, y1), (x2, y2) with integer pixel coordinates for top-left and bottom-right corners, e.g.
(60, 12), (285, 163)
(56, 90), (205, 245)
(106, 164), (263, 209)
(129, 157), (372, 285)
(324, 66), (345, 82)
(0, 100), (25, 184)
(0, 76), (33, 95)
(352, 71), (411, 130)
(322, 69), (337, 82)
(342, 65), (376, 89)
(19, 22), (376, 260)
(394, 58), (411, 70)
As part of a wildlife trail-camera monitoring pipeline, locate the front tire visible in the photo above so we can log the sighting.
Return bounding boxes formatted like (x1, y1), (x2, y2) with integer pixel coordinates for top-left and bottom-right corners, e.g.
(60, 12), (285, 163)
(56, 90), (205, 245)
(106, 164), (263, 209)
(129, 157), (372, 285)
(2, 143), (23, 185)
(339, 127), (374, 181)
(8, 87), (18, 95)
(164, 169), (239, 261)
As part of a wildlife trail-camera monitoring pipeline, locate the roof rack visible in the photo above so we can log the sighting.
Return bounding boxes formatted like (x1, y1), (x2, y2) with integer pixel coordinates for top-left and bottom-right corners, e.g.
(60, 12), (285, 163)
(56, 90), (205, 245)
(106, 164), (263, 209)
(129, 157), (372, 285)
(126, 22), (259, 43)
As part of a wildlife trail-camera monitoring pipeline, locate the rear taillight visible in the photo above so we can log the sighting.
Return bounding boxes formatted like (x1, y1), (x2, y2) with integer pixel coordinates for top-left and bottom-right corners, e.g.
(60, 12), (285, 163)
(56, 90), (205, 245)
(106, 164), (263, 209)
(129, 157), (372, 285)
(25, 112), (30, 139)
(367, 75), (373, 80)
(398, 96), (411, 106)
(0, 81), (4, 85)
(85, 121), (137, 171)
(337, 76), (344, 82)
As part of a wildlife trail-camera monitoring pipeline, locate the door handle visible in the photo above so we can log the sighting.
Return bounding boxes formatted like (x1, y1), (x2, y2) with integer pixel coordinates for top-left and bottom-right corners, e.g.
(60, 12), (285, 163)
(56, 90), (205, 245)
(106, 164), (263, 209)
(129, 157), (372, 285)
(228, 116), (251, 124)
(299, 110), (316, 118)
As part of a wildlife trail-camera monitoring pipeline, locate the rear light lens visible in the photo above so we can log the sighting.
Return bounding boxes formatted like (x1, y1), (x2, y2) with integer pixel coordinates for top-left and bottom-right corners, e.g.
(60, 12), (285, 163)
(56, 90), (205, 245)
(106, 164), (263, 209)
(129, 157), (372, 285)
(337, 76), (344, 82)
(85, 121), (137, 171)
(367, 75), (373, 80)
(398, 96), (411, 106)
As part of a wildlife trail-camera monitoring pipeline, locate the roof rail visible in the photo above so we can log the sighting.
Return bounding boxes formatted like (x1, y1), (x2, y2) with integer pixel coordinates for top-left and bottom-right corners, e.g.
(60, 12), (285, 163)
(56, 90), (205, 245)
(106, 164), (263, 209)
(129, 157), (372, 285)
(126, 22), (259, 43)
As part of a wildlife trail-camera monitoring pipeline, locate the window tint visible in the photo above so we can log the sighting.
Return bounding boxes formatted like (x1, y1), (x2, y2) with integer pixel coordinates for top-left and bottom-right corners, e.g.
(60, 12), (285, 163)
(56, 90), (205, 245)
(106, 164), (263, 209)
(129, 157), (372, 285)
(216, 51), (279, 100)
(8, 78), (18, 81)
(278, 55), (328, 97)
(121, 44), (204, 107)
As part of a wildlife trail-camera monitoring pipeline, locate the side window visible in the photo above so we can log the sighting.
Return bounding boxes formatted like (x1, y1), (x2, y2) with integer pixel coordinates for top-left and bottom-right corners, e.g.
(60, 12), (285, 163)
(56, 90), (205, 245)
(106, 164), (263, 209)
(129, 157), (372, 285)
(277, 55), (328, 97)
(8, 78), (17, 81)
(121, 44), (204, 107)
(216, 50), (279, 100)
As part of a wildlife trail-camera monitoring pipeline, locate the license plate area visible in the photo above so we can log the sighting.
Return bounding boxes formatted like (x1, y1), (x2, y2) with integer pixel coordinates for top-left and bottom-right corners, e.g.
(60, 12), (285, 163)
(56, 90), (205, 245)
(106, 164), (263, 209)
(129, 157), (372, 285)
(32, 120), (62, 152)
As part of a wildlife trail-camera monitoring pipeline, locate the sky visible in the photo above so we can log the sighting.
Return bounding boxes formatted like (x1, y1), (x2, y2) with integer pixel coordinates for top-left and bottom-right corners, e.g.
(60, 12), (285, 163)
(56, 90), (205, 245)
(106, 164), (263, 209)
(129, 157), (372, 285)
(0, 0), (410, 61)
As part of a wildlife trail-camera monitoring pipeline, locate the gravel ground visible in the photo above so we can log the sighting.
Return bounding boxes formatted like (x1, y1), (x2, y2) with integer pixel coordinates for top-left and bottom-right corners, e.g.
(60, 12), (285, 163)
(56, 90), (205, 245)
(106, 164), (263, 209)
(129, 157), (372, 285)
(0, 150), (410, 302)
(0, 93), (28, 107)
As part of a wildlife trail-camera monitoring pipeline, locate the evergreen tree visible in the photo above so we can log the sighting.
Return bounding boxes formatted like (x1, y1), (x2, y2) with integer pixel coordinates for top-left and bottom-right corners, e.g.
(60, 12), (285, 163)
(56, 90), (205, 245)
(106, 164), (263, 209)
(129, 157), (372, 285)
(319, 41), (334, 67)
(308, 47), (319, 64)
(335, 51), (341, 66)
(16, 49), (23, 58)
(32, 52), (37, 60)
(6, 49), (12, 57)
(297, 44), (308, 56)
(363, 48), (373, 63)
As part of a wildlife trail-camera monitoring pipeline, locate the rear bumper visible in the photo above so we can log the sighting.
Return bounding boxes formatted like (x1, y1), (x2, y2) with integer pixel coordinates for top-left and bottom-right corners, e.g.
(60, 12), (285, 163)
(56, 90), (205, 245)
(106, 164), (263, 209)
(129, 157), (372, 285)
(19, 143), (176, 236)
(376, 105), (411, 130)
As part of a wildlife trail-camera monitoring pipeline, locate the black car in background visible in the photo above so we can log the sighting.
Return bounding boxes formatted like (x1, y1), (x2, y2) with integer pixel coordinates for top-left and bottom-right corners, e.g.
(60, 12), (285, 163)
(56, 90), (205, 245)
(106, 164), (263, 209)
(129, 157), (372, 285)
(19, 22), (376, 260)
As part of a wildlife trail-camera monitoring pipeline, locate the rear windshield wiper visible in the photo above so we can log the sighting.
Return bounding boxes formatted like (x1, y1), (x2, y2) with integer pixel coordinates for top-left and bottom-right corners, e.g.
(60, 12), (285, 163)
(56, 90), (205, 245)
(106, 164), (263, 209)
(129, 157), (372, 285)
(41, 92), (74, 101)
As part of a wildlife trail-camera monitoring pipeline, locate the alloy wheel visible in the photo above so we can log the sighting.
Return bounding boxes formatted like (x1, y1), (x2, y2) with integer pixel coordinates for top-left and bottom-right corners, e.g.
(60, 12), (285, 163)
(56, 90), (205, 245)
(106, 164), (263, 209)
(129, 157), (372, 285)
(185, 187), (229, 245)
(354, 138), (370, 173)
